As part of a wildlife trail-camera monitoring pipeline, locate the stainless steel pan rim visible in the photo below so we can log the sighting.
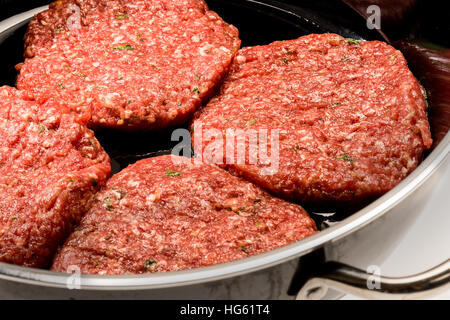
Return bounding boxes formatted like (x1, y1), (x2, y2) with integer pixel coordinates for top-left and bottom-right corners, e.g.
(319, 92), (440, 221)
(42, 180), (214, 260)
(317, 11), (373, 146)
(0, 6), (449, 291)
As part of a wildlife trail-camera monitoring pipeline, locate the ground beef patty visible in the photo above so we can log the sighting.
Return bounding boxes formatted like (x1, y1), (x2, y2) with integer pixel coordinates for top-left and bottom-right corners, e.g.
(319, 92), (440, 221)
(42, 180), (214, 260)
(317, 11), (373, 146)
(192, 34), (433, 207)
(0, 86), (111, 268)
(18, 0), (240, 130)
(51, 155), (316, 274)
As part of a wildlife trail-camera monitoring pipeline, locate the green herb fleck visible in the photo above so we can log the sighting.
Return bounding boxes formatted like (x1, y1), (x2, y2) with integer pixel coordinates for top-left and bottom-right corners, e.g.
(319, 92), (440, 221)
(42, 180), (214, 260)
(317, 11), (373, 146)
(195, 74), (201, 80)
(241, 246), (247, 252)
(127, 99), (132, 104)
(80, 73), (86, 78)
(58, 83), (66, 89)
(11, 216), (18, 221)
(389, 56), (396, 61)
(293, 145), (300, 151)
(247, 119), (257, 125)
(282, 58), (289, 64)
(341, 56), (349, 61)
(38, 124), (47, 133)
(91, 177), (98, 187)
(136, 33), (142, 38)
(255, 222), (260, 227)
(253, 199), (261, 204)
(55, 28), (62, 34)
(177, 102), (182, 106)
(166, 170), (180, 177)
(336, 153), (354, 164)
(225, 118), (231, 121)
(193, 87), (200, 95)
(104, 197), (114, 211)
(68, 178), (75, 183)
(112, 44), (134, 50)
(115, 14), (129, 20)
(331, 102), (342, 107)
(344, 38), (360, 46)
(104, 236), (111, 241)
(144, 259), (157, 270)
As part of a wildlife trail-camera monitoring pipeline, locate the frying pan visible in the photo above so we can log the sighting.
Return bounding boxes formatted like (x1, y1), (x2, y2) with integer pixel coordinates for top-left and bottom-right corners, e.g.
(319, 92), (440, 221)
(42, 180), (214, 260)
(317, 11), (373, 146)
(0, 0), (448, 299)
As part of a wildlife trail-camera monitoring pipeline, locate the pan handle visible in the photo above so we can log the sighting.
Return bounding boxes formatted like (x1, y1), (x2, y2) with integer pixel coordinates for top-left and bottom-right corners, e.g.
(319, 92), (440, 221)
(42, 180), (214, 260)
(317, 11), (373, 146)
(296, 259), (450, 300)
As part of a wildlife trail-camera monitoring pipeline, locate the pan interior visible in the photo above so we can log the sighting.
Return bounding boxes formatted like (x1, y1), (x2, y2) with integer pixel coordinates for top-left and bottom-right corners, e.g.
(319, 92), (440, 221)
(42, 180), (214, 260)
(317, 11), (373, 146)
(0, 0), (425, 230)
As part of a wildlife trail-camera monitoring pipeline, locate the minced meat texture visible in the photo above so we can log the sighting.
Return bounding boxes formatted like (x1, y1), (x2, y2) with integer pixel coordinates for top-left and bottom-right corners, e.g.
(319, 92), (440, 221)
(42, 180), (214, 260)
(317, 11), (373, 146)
(0, 86), (111, 268)
(192, 34), (432, 206)
(51, 155), (317, 274)
(18, 0), (240, 130)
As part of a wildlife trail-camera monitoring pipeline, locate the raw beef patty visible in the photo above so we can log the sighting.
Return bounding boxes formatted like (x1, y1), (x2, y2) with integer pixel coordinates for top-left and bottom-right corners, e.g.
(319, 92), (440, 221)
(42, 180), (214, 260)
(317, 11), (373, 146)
(0, 86), (111, 268)
(51, 155), (317, 274)
(18, 0), (240, 130)
(192, 34), (432, 206)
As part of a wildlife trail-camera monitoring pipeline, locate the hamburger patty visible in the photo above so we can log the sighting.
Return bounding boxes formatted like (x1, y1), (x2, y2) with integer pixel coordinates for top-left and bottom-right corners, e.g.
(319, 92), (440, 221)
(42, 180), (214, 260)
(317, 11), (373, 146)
(192, 34), (433, 206)
(51, 155), (317, 274)
(0, 86), (110, 268)
(18, 0), (240, 130)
